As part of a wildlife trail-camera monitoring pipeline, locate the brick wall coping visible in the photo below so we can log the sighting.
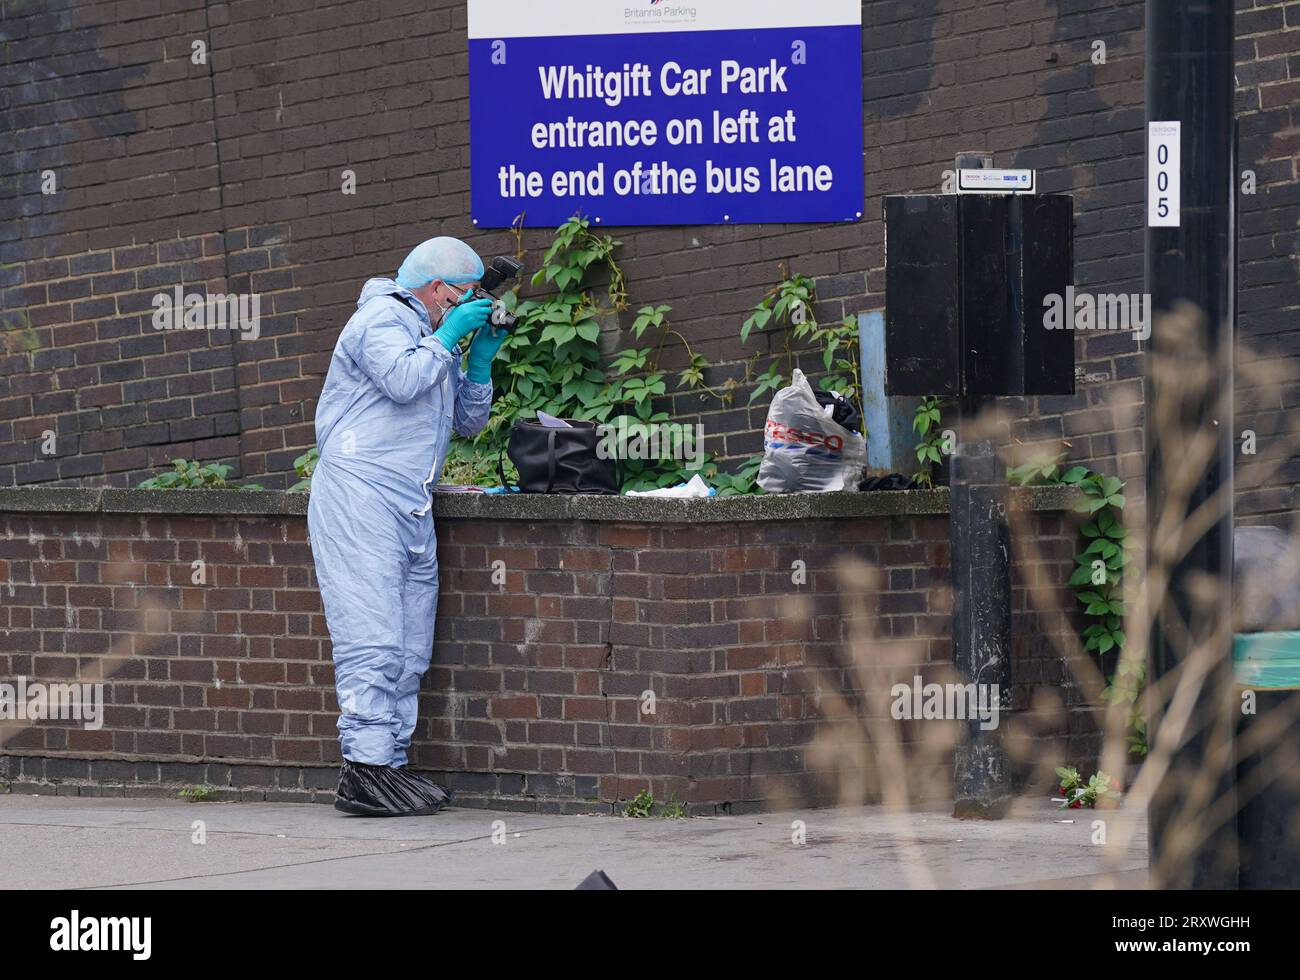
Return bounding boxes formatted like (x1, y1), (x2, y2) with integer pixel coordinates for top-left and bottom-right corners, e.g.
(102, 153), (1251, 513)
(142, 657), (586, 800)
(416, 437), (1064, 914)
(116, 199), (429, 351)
(0, 485), (1078, 522)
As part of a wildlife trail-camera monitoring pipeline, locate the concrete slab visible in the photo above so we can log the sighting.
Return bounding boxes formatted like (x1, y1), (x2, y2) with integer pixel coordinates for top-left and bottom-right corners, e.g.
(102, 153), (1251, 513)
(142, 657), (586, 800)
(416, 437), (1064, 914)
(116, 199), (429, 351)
(0, 794), (1146, 890)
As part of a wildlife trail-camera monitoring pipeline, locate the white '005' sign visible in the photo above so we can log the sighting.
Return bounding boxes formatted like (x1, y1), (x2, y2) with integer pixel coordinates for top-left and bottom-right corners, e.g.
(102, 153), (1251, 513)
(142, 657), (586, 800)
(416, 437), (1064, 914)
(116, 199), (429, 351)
(1148, 121), (1181, 227)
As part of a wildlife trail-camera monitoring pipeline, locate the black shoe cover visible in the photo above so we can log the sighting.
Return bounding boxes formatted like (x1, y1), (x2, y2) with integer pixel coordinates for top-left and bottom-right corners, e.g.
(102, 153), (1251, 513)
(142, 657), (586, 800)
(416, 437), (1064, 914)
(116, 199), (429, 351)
(334, 760), (452, 817)
(395, 767), (454, 807)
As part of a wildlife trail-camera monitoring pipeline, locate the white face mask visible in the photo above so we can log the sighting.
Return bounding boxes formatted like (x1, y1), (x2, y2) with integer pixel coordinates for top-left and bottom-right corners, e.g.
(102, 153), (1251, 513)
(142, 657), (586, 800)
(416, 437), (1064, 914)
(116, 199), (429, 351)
(425, 283), (458, 327)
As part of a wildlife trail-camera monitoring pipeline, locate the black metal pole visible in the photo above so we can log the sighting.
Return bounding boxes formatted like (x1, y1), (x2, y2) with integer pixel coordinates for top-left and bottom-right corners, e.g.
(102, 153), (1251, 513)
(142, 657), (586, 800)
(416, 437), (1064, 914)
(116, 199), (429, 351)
(951, 396), (1012, 818)
(948, 151), (1013, 819)
(1144, 0), (1238, 888)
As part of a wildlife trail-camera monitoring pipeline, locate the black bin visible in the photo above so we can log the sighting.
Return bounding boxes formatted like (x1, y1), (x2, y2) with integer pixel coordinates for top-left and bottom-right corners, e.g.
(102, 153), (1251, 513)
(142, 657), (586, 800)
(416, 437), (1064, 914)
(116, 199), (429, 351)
(884, 193), (1075, 397)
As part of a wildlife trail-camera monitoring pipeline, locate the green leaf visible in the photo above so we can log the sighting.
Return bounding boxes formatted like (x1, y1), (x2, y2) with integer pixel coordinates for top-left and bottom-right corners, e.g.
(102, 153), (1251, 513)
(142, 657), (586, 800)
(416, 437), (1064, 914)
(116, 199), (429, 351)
(1068, 565), (1095, 586)
(538, 323), (567, 345)
(740, 307), (772, 344)
(1061, 466), (1089, 484)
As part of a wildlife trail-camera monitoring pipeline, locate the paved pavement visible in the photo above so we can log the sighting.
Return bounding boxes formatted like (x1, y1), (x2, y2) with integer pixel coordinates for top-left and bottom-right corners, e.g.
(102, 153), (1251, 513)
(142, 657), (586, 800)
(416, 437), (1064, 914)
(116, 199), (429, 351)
(0, 794), (1146, 889)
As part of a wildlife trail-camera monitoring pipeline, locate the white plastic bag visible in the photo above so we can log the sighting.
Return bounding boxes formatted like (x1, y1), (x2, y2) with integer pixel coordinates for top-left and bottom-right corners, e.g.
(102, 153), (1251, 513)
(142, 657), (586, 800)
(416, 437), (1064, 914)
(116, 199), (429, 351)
(757, 369), (867, 493)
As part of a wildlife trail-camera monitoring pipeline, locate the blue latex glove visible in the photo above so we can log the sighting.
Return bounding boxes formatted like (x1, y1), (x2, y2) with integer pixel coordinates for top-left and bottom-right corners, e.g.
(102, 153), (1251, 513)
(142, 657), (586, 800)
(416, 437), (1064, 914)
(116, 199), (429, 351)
(466, 322), (507, 384)
(432, 290), (493, 352)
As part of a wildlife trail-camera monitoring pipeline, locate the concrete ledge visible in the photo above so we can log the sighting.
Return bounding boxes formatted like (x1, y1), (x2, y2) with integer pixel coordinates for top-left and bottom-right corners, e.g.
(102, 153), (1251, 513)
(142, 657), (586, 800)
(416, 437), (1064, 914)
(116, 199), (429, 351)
(431, 488), (957, 522)
(101, 488), (311, 516)
(0, 484), (1078, 522)
(0, 487), (102, 513)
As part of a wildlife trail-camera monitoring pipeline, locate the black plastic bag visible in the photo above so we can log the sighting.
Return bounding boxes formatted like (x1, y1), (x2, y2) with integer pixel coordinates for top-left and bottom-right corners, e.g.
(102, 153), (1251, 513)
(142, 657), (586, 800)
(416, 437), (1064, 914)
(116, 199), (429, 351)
(500, 418), (619, 494)
(813, 387), (861, 433)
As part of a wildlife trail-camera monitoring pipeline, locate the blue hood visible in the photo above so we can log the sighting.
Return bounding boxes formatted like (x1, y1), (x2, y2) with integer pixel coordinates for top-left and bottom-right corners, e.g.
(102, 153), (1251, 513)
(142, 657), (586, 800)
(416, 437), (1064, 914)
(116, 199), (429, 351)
(356, 277), (432, 332)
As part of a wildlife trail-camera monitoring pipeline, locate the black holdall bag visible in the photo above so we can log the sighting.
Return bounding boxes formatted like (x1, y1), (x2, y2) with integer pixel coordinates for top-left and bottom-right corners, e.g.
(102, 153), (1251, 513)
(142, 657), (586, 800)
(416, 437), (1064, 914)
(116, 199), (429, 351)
(499, 418), (619, 494)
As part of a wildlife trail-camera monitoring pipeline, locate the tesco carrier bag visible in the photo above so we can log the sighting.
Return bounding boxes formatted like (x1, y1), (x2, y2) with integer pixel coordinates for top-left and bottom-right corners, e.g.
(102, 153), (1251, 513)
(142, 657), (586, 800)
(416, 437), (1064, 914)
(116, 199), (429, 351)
(757, 369), (867, 493)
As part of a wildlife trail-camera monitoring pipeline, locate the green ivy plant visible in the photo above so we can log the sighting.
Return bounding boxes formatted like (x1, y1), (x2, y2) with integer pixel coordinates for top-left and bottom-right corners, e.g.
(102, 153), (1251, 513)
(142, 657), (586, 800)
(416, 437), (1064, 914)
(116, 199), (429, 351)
(911, 396), (952, 488)
(1005, 451), (1068, 487)
(289, 447), (318, 492)
(137, 459), (263, 491)
(1007, 450), (1143, 755)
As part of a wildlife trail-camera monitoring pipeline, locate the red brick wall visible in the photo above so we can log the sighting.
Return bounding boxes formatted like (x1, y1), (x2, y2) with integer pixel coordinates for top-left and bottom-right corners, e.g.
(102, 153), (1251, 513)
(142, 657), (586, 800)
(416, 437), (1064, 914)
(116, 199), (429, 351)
(3, 1), (1295, 523)
(1, 494), (1097, 811)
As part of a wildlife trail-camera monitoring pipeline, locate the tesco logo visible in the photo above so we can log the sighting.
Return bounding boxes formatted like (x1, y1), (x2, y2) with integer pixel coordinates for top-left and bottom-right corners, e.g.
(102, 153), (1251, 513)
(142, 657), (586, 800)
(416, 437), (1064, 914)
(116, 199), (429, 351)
(765, 419), (844, 453)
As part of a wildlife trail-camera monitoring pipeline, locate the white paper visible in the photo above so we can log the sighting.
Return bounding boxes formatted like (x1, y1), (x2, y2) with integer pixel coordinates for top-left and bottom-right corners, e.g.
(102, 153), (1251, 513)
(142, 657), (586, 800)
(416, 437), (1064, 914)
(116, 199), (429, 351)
(625, 474), (714, 498)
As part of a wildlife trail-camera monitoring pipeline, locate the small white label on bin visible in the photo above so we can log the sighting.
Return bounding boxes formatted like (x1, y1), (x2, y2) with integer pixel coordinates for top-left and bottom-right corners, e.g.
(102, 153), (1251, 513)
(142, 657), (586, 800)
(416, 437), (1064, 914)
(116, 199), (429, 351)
(1148, 121), (1181, 227)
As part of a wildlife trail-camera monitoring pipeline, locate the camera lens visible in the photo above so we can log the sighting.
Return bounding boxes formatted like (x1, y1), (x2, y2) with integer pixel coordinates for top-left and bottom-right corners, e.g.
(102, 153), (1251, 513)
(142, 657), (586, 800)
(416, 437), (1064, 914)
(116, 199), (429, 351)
(489, 302), (517, 331)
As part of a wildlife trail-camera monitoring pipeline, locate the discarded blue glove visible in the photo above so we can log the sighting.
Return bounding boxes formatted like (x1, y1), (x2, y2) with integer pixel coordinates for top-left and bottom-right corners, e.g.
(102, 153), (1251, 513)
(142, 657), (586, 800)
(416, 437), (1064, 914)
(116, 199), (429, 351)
(466, 323), (507, 384)
(432, 290), (493, 352)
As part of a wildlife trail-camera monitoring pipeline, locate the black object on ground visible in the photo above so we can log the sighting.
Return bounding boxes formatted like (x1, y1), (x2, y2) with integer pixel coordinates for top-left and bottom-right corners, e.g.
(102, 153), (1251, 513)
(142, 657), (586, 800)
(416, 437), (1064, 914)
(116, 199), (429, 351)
(334, 760), (452, 817)
(575, 869), (618, 890)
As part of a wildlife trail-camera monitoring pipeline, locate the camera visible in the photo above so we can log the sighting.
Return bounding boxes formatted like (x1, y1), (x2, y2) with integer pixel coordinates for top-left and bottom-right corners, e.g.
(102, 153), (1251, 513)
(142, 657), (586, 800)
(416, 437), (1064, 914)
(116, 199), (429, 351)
(471, 255), (523, 334)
